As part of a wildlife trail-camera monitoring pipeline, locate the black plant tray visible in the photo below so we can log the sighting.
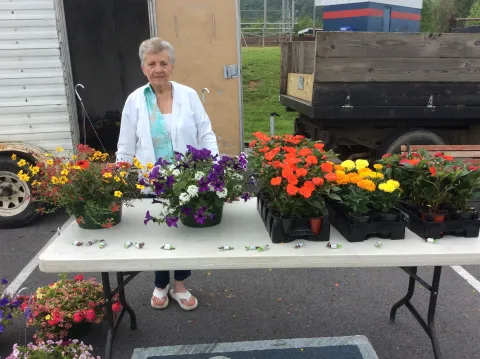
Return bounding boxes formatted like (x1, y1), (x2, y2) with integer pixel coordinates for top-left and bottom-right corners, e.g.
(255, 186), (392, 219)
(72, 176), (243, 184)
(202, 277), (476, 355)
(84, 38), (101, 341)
(327, 202), (406, 243)
(257, 195), (330, 244)
(396, 204), (480, 239)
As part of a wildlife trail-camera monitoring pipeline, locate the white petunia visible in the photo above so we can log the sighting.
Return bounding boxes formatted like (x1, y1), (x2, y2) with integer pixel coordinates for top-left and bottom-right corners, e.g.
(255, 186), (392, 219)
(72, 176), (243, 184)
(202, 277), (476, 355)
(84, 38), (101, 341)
(172, 169), (180, 176)
(216, 188), (228, 198)
(194, 171), (205, 180)
(208, 183), (216, 192)
(179, 192), (190, 204)
(235, 185), (242, 192)
(187, 185), (199, 197)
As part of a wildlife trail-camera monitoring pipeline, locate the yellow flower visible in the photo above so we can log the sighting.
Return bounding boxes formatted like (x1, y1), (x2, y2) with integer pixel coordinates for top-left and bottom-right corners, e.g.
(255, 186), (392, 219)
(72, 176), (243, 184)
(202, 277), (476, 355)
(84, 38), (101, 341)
(136, 184), (145, 190)
(357, 179), (376, 192)
(71, 155), (77, 160)
(133, 157), (145, 169)
(61, 169), (69, 176)
(334, 164), (345, 171)
(51, 176), (59, 184)
(341, 160), (355, 171)
(18, 159), (27, 167)
(387, 179), (400, 189)
(59, 176), (68, 184)
(119, 171), (127, 178)
(114, 176), (121, 182)
(56, 147), (64, 153)
(31, 180), (40, 186)
(46, 159), (54, 166)
(114, 191), (123, 198)
(379, 182), (396, 193)
(146, 162), (154, 170)
(45, 153), (52, 157)
(374, 164), (383, 170)
(11, 154), (17, 160)
(335, 170), (349, 185)
(72, 165), (81, 170)
(30, 166), (40, 175)
(17, 170), (30, 182)
(355, 159), (369, 170)
(36, 293), (44, 300)
(103, 172), (113, 178)
(45, 314), (51, 320)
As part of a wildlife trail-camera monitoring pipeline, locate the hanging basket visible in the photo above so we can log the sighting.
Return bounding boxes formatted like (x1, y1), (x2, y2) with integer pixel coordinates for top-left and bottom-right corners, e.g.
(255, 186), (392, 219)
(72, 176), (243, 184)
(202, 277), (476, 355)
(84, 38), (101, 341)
(180, 202), (224, 228)
(73, 202), (122, 230)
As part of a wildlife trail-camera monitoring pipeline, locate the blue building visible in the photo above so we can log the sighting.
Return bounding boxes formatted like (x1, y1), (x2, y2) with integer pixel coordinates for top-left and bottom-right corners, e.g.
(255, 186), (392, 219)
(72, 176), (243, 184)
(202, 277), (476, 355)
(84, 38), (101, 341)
(317, 0), (423, 32)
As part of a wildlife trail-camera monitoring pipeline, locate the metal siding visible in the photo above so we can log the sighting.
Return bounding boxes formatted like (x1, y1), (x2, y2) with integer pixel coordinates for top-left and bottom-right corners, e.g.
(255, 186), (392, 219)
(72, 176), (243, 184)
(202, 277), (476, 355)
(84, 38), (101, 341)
(318, 0), (422, 9)
(0, 0), (74, 152)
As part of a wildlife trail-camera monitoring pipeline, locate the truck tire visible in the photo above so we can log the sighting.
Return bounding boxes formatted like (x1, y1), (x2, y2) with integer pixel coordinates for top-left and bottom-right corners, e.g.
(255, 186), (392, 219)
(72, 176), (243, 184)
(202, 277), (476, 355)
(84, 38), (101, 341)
(0, 155), (38, 229)
(378, 128), (445, 158)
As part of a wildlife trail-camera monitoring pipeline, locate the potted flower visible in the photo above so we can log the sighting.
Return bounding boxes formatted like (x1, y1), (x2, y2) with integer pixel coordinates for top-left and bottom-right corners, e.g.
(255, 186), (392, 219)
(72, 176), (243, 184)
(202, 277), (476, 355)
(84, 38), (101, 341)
(6, 340), (101, 359)
(24, 274), (121, 342)
(248, 132), (339, 238)
(142, 146), (251, 228)
(18, 145), (140, 229)
(1, 277), (25, 335)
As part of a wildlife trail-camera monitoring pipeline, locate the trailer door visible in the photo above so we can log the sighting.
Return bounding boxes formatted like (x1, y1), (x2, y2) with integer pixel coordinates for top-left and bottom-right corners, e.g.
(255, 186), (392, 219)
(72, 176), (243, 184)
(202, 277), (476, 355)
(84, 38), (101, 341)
(153, 0), (243, 156)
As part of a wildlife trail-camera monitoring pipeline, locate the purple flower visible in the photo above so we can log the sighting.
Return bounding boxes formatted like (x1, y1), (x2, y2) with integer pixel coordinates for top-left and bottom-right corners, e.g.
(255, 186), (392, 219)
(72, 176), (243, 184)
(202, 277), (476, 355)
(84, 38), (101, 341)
(9, 299), (20, 308)
(154, 182), (165, 195)
(194, 213), (207, 224)
(144, 211), (154, 225)
(0, 323), (4, 334)
(166, 217), (179, 228)
(155, 158), (170, 167)
(241, 192), (251, 202)
(212, 181), (224, 192)
(165, 175), (175, 188)
(149, 166), (161, 179)
(1, 278), (7, 285)
(24, 307), (31, 318)
(198, 178), (210, 193)
(209, 213), (216, 220)
(174, 152), (183, 161)
(0, 297), (8, 306)
(6, 313), (12, 320)
(138, 177), (148, 186)
(181, 207), (192, 216)
(0, 309), (3, 319)
(186, 146), (213, 161)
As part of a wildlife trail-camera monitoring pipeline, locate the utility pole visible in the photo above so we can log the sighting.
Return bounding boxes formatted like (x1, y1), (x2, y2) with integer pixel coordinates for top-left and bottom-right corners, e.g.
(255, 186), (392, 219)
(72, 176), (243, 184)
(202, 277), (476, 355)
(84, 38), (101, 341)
(291, 0), (295, 41)
(313, 0), (316, 35)
(263, 0), (267, 47)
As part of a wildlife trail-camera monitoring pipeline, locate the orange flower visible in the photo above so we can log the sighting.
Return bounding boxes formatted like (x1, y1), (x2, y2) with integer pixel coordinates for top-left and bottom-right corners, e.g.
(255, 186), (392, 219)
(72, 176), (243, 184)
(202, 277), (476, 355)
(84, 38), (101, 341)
(248, 140), (257, 147)
(271, 161), (283, 169)
(271, 177), (282, 186)
(253, 132), (271, 142)
(325, 173), (337, 182)
(287, 175), (299, 185)
(357, 179), (376, 192)
(303, 180), (315, 191)
(429, 166), (437, 176)
(335, 171), (349, 185)
(314, 143), (325, 151)
(305, 155), (318, 165)
(282, 167), (295, 179)
(299, 186), (313, 199)
(296, 168), (308, 177)
(298, 148), (312, 157)
(286, 184), (299, 196)
(259, 146), (270, 153)
(442, 155), (453, 161)
(283, 146), (297, 155)
(334, 164), (344, 171)
(76, 160), (90, 169)
(320, 162), (333, 173)
(347, 172), (362, 184)
(265, 148), (280, 161)
(313, 177), (324, 186)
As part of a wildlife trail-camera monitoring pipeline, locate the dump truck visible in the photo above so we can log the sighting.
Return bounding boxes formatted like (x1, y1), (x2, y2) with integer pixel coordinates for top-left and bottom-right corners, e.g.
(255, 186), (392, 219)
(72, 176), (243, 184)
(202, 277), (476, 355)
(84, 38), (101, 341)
(280, 31), (480, 161)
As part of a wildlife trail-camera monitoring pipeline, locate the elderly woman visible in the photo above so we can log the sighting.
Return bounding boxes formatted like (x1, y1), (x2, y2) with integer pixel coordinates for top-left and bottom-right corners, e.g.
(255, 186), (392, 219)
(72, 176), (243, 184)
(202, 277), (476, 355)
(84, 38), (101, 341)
(116, 37), (219, 311)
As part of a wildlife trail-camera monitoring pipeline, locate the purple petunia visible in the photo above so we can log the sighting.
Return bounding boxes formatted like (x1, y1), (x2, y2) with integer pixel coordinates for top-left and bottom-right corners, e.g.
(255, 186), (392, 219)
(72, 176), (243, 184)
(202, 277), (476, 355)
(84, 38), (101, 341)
(144, 211), (154, 225)
(165, 175), (175, 188)
(149, 166), (161, 180)
(194, 213), (207, 224)
(0, 323), (4, 334)
(1, 278), (7, 285)
(165, 217), (179, 228)
(155, 158), (170, 167)
(154, 182), (165, 195)
(241, 192), (251, 202)
(181, 207), (192, 216)
(0, 297), (8, 306)
(198, 178), (210, 193)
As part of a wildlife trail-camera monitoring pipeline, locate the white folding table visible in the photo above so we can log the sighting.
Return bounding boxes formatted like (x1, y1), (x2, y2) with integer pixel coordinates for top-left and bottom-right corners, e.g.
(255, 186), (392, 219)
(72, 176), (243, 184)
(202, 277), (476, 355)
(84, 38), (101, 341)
(39, 199), (480, 359)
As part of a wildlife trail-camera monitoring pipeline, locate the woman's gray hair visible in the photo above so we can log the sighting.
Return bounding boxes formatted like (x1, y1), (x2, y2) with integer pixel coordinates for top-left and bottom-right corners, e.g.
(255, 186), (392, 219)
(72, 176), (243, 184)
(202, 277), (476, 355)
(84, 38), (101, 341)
(139, 37), (175, 65)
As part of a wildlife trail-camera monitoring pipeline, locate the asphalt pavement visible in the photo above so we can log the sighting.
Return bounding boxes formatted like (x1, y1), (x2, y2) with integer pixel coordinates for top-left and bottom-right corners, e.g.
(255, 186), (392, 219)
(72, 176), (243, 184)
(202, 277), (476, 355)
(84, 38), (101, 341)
(1, 212), (480, 359)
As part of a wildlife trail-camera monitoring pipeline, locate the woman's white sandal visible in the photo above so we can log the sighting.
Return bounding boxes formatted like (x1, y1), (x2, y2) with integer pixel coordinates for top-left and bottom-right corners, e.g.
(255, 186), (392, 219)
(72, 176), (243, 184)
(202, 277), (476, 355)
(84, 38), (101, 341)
(151, 284), (169, 309)
(169, 289), (198, 311)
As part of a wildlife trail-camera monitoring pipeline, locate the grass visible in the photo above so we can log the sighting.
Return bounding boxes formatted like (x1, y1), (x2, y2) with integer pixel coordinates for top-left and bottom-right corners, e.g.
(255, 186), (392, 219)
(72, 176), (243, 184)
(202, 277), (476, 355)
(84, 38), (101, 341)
(241, 47), (296, 142)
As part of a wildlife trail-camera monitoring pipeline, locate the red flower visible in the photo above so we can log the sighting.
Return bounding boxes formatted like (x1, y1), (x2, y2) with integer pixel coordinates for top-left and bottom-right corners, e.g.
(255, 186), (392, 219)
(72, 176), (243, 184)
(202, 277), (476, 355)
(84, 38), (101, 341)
(112, 303), (122, 313)
(73, 312), (84, 323)
(75, 160), (90, 169)
(324, 173), (337, 182)
(111, 203), (120, 213)
(270, 177), (282, 186)
(116, 161), (131, 169)
(442, 155), (454, 161)
(434, 151), (443, 157)
(85, 309), (96, 321)
(429, 166), (437, 176)
(314, 143), (325, 151)
(382, 153), (391, 158)
(468, 165), (479, 171)
(313, 177), (325, 186)
(400, 159), (420, 166)
(320, 162), (333, 173)
(305, 155), (318, 165)
(73, 274), (84, 281)
(248, 140), (257, 147)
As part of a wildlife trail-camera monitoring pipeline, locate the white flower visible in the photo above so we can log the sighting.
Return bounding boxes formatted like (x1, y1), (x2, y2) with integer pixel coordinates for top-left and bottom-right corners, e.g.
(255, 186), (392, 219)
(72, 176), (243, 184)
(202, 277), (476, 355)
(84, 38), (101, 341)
(187, 185), (199, 197)
(235, 185), (242, 192)
(179, 192), (190, 204)
(208, 183), (216, 191)
(234, 173), (243, 181)
(157, 198), (171, 207)
(216, 188), (228, 198)
(194, 171), (205, 180)
(168, 164), (176, 171)
(172, 169), (180, 176)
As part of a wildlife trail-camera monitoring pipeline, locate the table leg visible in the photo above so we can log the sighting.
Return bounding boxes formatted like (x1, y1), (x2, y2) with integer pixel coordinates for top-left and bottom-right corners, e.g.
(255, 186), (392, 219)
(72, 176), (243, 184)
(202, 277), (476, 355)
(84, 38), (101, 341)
(390, 266), (443, 359)
(101, 272), (115, 359)
(117, 272), (138, 330)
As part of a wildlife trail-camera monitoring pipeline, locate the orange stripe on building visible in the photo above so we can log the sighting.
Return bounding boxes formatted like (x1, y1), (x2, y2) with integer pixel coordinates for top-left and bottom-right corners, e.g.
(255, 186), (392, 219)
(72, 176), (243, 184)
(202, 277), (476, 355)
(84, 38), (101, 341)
(323, 8), (384, 19)
(391, 11), (421, 21)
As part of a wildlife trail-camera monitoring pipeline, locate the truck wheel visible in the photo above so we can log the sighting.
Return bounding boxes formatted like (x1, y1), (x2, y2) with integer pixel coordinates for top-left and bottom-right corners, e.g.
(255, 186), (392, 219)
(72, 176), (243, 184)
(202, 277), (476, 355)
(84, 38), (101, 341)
(378, 128), (445, 158)
(0, 155), (38, 229)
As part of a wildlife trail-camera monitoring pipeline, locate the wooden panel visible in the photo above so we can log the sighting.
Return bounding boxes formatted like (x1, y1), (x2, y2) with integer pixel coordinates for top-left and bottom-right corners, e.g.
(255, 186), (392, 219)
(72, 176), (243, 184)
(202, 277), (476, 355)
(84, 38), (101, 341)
(315, 58), (480, 82)
(156, 0), (241, 156)
(287, 73), (313, 102)
(291, 41), (315, 75)
(280, 42), (292, 95)
(316, 32), (480, 59)
(407, 145), (480, 163)
(312, 83), (480, 107)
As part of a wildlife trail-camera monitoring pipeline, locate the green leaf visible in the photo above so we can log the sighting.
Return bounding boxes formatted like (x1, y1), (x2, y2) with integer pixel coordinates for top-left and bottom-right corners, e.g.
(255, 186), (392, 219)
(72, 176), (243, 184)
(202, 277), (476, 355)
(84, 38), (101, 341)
(328, 193), (342, 201)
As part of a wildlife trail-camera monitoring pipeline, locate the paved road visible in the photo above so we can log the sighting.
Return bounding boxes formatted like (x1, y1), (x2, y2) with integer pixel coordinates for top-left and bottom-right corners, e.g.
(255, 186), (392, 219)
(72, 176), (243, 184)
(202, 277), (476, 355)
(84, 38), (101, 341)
(1, 212), (480, 359)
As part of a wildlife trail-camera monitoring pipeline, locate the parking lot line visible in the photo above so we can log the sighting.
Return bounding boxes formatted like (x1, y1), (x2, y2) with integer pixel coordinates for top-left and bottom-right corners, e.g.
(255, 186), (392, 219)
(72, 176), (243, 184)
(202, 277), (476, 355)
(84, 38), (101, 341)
(450, 265), (480, 292)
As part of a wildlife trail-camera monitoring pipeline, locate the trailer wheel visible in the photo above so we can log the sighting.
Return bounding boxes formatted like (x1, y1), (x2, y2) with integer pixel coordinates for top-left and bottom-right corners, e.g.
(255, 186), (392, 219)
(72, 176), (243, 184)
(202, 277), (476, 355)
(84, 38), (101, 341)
(378, 128), (445, 158)
(0, 155), (38, 229)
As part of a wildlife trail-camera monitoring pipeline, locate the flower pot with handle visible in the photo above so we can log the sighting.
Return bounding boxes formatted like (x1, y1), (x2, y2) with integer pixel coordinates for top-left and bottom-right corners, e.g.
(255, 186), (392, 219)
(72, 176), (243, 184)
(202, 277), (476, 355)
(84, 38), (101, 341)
(73, 202), (122, 230)
(180, 201), (224, 228)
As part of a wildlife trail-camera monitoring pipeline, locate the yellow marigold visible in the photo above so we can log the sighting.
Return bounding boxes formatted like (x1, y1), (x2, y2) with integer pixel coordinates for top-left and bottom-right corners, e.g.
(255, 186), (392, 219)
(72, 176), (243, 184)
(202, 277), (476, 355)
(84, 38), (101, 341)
(362, 172), (384, 180)
(334, 164), (345, 171)
(374, 164), (383, 170)
(45, 314), (52, 320)
(379, 182), (396, 193)
(114, 191), (123, 198)
(355, 159), (369, 170)
(46, 159), (54, 166)
(357, 179), (376, 192)
(357, 167), (372, 174)
(18, 170), (30, 182)
(387, 179), (400, 189)
(347, 172), (362, 184)
(103, 172), (113, 178)
(51, 176), (59, 184)
(18, 159), (27, 167)
(72, 165), (81, 170)
(341, 160), (355, 171)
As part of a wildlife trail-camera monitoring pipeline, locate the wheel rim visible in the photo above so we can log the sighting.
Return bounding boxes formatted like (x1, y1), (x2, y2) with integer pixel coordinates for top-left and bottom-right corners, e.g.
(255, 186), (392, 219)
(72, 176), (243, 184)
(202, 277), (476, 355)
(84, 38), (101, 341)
(0, 171), (31, 217)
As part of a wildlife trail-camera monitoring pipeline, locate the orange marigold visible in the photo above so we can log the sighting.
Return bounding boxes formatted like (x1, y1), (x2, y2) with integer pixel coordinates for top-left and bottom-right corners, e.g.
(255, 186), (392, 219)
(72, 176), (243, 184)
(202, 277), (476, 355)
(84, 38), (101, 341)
(335, 171), (349, 185)
(334, 165), (344, 171)
(357, 179), (376, 192)
(299, 186), (313, 199)
(347, 172), (362, 184)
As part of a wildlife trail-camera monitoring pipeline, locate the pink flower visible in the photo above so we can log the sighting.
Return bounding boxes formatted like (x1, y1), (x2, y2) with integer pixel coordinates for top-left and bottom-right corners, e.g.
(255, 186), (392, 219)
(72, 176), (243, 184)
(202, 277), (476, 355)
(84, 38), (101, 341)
(73, 312), (84, 323)
(73, 274), (84, 281)
(85, 309), (96, 322)
(112, 303), (122, 312)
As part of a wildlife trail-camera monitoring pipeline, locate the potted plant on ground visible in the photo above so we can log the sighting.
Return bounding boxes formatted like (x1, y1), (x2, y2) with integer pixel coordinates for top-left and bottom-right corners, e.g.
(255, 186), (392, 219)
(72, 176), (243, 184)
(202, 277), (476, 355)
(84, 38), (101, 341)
(24, 274), (121, 342)
(1, 277), (25, 335)
(248, 132), (339, 239)
(142, 146), (251, 228)
(17, 145), (140, 229)
(6, 340), (101, 359)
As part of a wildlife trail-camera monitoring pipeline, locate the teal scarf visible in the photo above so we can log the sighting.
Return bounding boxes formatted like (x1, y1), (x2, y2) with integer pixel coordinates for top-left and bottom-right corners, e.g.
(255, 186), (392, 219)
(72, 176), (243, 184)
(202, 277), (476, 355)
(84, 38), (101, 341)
(144, 85), (174, 163)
